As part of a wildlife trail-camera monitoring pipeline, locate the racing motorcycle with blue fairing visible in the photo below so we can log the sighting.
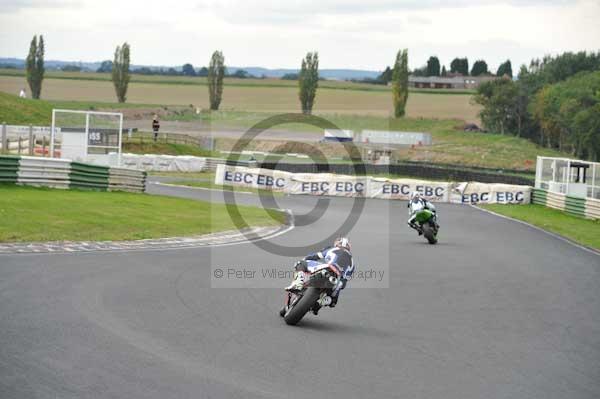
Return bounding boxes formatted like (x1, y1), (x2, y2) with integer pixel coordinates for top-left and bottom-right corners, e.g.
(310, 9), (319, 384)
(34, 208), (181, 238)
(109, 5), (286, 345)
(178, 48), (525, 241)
(280, 260), (342, 325)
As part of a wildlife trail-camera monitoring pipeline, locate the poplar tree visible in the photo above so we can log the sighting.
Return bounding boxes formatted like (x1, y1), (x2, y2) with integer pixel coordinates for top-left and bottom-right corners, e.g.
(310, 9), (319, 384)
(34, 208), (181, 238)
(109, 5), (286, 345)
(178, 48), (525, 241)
(208, 51), (225, 110)
(26, 35), (45, 99)
(112, 42), (130, 103)
(298, 52), (319, 114)
(392, 49), (409, 118)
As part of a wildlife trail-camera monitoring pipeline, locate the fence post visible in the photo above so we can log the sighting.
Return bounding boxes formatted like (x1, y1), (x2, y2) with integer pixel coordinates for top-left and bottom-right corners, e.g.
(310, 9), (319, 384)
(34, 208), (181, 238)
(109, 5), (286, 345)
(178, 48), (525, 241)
(1, 122), (6, 155)
(18, 136), (22, 154)
(29, 125), (34, 155)
(42, 136), (46, 157)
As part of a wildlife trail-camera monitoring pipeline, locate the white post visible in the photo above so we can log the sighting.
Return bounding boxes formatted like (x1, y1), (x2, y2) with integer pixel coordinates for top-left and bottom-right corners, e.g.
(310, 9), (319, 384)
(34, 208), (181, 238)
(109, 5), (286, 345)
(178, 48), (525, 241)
(565, 159), (570, 195)
(551, 159), (556, 191)
(50, 109), (56, 157)
(1, 122), (6, 155)
(118, 113), (123, 167)
(535, 156), (542, 189)
(592, 163), (597, 199)
(84, 112), (90, 160)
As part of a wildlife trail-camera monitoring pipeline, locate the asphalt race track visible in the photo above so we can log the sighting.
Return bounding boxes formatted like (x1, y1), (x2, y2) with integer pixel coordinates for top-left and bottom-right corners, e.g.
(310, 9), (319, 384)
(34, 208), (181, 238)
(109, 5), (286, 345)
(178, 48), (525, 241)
(1, 184), (599, 399)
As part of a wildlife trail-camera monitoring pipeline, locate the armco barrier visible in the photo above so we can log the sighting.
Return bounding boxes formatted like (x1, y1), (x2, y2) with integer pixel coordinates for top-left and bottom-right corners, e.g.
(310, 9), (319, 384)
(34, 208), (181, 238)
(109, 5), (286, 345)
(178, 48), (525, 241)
(215, 164), (532, 205)
(532, 188), (600, 220)
(116, 153), (249, 172)
(0, 155), (146, 192)
(0, 156), (19, 184)
(17, 156), (71, 189)
(258, 162), (534, 186)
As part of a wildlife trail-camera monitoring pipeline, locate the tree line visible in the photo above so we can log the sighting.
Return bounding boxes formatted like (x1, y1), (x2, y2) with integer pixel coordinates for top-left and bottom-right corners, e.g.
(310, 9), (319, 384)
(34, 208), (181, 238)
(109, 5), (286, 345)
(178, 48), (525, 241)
(412, 57), (512, 78)
(97, 60), (258, 79)
(474, 51), (600, 161)
(22, 35), (411, 118)
(371, 57), (513, 85)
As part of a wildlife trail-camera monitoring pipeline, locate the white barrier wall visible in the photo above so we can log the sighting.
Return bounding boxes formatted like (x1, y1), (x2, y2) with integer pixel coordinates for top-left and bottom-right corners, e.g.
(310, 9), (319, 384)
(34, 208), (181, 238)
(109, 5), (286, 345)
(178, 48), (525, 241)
(356, 130), (433, 146)
(111, 153), (207, 172)
(215, 165), (532, 204)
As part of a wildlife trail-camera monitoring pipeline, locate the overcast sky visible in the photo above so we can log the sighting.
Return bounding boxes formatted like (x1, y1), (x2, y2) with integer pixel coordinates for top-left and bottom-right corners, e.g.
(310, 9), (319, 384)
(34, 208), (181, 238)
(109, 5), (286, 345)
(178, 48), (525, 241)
(1, 0), (599, 72)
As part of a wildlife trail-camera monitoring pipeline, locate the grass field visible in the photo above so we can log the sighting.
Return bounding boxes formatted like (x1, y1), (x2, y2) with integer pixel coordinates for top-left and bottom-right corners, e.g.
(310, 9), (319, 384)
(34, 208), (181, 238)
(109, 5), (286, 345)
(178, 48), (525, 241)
(0, 91), (567, 170)
(0, 91), (151, 125)
(207, 114), (564, 170)
(0, 68), (476, 94)
(481, 204), (600, 251)
(0, 74), (480, 121)
(0, 185), (285, 242)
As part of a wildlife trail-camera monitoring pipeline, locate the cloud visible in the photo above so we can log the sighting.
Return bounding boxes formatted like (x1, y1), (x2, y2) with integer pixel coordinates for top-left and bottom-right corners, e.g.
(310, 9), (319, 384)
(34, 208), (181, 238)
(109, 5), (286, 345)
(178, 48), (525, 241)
(0, 0), (595, 70)
(197, 0), (577, 25)
(0, 0), (81, 13)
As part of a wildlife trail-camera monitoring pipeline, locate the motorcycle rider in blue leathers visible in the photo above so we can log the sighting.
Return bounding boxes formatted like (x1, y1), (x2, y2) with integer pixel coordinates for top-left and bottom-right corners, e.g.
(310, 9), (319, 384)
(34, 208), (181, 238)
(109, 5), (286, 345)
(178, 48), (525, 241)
(285, 237), (354, 309)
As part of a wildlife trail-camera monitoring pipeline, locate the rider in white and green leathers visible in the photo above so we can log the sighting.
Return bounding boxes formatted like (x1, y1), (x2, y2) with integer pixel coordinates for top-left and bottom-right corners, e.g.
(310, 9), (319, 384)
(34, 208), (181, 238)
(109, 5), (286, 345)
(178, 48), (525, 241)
(407, 192), (438, 235)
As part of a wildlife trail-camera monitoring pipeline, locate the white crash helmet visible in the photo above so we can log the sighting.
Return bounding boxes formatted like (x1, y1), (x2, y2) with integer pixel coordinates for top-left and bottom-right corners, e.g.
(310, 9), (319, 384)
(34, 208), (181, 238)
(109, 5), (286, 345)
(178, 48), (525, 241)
(334, 237), (351, 251)
(410, 191), (422, 203)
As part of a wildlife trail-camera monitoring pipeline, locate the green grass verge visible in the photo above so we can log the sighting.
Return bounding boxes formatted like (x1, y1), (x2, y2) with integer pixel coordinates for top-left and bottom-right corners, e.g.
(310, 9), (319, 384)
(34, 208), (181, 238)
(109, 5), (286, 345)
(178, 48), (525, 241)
(151, 171), (283, 195)
(149, 171), (215, 179)
(0, 91), (151, 125)
(168, 179), (285, 196)
(481, 204), (600, 251)
(0, 185), (284, 242)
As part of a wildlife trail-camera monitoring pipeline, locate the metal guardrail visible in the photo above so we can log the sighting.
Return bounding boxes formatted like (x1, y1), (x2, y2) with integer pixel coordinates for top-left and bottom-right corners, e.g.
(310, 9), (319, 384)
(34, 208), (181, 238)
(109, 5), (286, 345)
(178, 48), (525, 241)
(0, 155), (146, 193)
(204, 157), (252, 171)
(532, 188), (600, 220)
(257, 162), (534, 185)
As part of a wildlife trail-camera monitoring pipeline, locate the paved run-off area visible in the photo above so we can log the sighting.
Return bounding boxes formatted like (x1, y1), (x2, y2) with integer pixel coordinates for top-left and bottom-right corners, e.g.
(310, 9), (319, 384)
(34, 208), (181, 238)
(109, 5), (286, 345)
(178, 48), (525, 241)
(0, 183), (599, 399)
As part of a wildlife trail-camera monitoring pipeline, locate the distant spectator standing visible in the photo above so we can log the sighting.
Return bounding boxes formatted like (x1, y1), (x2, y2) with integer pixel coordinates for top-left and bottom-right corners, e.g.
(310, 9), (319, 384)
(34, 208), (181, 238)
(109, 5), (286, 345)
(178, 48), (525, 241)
(152, 114), (160, 142)
(19, 88), (26, 98)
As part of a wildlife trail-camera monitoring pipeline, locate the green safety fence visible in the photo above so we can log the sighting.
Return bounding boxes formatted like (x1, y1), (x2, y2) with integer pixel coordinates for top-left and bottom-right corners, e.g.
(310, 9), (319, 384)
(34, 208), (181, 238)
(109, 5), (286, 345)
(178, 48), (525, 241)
(0, 156), (20, 184)
(0, 155), (145, 192)
(532, 188), (598, 220)
(69, 162), (110, 191)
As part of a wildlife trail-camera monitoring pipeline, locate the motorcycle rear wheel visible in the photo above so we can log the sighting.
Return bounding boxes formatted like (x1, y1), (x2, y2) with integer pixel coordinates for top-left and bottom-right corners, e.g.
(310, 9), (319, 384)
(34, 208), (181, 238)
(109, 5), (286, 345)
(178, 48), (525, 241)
(284, 287), (321, 325)
(422, 223), (438, 245)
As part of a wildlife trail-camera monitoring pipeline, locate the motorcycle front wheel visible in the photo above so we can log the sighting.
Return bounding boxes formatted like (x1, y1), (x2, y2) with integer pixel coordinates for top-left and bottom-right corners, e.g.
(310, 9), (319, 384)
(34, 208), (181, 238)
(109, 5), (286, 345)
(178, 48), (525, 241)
(283, 287), (321, 325)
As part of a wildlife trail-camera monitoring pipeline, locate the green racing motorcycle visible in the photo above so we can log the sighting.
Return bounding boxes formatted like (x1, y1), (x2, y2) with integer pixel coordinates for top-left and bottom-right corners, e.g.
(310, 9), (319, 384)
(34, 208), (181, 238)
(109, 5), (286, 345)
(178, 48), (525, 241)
(413, 207), (439, 245)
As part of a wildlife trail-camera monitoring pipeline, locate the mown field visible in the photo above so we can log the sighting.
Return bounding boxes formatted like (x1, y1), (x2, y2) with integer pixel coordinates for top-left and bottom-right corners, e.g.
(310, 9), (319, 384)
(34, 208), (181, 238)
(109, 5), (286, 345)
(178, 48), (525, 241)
(0, 73), (480, 122)
(0, 68), (476, 94)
